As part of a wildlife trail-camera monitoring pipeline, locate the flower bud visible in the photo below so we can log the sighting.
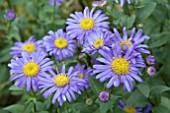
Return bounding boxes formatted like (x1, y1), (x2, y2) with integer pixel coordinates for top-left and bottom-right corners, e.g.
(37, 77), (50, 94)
(99, 91), (109, 102)
(147, 66), (156, 76)
(4, 10), (15, 21)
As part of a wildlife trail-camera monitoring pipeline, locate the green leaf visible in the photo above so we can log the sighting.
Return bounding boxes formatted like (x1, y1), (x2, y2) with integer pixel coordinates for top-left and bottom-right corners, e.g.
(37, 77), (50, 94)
(88, 75), (103, 95)
(137, 82), (150, 98)
(7, 26), (21, 41)
(24, 102), (34, 113)
(136, 2), (157, 23)
(152, 105), (170, 113)
(25, 2), (39, 17)
(149, 32), (170, 48)
(0, 64), (8, 82)
(126, 90), (148, 107)
(38, 111), (49, 113)
(96, 95), (120, 113)
(160, 96), (170, 111)
(149, 85), (170, 104)
(9, 85), (25, 95)
(4, 104), (25, 113)
(150, 85), (170, 94)
(112, 108), (126, 113)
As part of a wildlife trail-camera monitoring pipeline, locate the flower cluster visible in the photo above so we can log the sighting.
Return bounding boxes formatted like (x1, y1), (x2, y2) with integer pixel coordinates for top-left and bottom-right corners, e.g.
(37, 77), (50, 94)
(8, 6), (153, 106)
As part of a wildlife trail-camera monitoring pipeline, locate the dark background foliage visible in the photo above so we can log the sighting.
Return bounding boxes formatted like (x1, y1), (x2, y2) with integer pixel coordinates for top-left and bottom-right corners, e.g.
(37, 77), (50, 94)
(0, 0), (170, 113)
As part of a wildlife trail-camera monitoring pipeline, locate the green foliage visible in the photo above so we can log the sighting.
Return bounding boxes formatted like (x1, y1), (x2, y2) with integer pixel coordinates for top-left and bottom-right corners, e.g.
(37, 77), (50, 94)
(0, 0), (170, 113)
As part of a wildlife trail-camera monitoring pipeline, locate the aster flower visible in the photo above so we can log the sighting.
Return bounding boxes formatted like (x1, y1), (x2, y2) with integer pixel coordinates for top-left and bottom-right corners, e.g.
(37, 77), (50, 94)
(74, 63), (92, 91)
(10, 36), (46, 58)
(147, 66), (156, 76)
(118, 100), (142, 113)
(38, 64), (87, 106)
(113, 27), (150, 54)
(146, 55), (155, 65)
(93, 44), (146, 92)
(82, 30), (114, 55)
(66, 7), (110, 44)
(99, 91), (109, 102)
(115, 0), (139, 7)
(142, 105), (152, 113)
(43, 29), (76, 61)
(48, 0), (64, 6)
(4, 9), (15, 21)
(8, 51), (54, 92)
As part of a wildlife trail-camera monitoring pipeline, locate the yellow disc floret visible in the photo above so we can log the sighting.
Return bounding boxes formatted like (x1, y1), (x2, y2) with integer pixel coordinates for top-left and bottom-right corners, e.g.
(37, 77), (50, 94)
(80, 18), (95, 30)
(94, 39), (104, 48)
(111, 57), (129, 75)
(22, 43), (36, 53)
(123, 107), (136, 113)
(54, 74), (70, 87)
(23, 61), (40, 77)
(77, 73), (84, 78)
(119, 40), (132, 50)
(54, 38), (68, 49)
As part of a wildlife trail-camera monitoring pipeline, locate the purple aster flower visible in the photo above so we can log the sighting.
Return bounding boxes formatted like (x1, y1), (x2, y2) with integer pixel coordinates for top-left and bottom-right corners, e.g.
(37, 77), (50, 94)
(146, 55), (155, 65)
(4, 9), (15, 21)
(115, 0), (139, 7)
(66, 7), (110, 45)
(74, 63), (92, 91)
(43, 29), (76, 61)
(142, 105), (152, 113)
(10, 36), (46, 58)
(8, 51), (54, 92)
(118, 100), (142, 113)
(93, 44), (146, 92)
(48, 0), (64, 6)
(38, 64), (87, 106)
(113, 27), (150, 54)
(82, 30), (114, 55)
(99, 91), (109, 102)
(92, 0), (107, 7)
(147, 66), (156, 76)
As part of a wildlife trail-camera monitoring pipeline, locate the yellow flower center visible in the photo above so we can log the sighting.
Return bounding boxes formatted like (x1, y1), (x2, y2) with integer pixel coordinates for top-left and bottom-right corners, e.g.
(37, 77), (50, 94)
(111, 57), (129, 75)
(80, 18), (95, 30)
(23, 61), (40, 77)
(123, 107), (136, 113)
(54, 38), (68, 49)
(94, 39), (104, 48)
(22, 43), (36, 53)
(77, 73), (84, 78)
(54, 74), (70, 87)
(119, 40), (132, 50)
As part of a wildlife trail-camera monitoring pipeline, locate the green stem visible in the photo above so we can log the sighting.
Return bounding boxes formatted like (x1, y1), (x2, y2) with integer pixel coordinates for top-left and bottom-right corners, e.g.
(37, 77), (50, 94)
(6, 21), (11, 35)
(64, 102), (69, 113)
(30, 90), (37, 113)
(52, 4), (56, 30)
